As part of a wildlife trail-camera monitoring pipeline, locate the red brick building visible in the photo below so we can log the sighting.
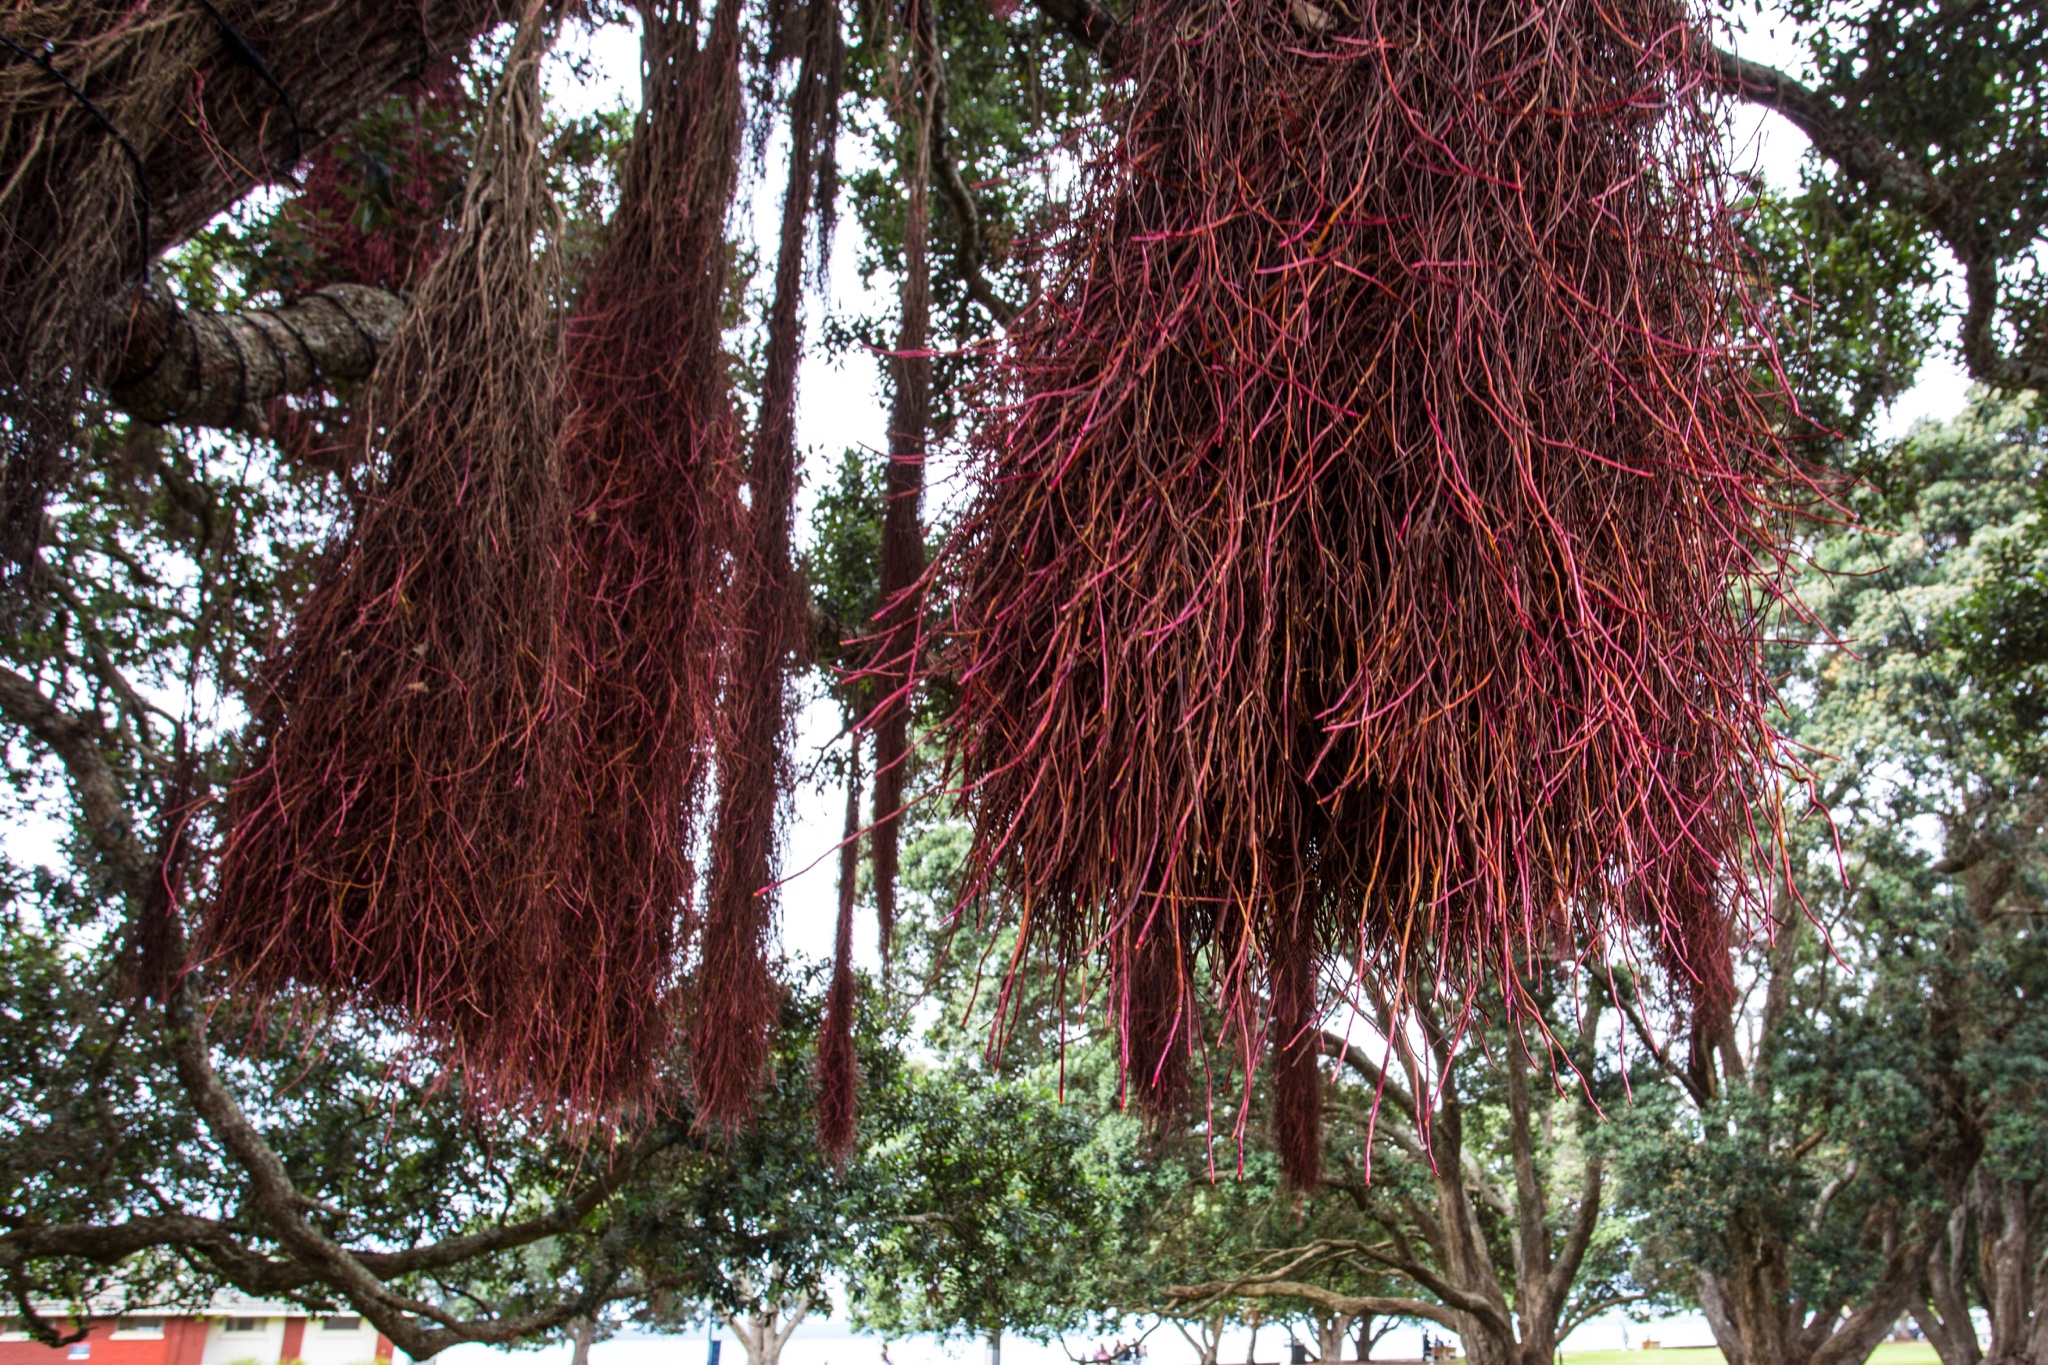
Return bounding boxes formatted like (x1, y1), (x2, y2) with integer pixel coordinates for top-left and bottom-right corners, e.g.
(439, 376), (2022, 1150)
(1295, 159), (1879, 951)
(2, 1300), (396, 1365)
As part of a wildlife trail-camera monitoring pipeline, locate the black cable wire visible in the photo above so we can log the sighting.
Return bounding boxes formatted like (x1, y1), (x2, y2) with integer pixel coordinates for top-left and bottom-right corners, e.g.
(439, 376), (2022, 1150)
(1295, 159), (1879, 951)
(192, 0), (308, 177)
(0, 31), (153, 284)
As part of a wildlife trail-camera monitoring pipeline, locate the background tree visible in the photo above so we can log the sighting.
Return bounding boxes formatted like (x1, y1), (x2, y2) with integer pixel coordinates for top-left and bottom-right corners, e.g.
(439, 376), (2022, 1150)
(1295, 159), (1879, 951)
(1613, 394), (2048, 1365)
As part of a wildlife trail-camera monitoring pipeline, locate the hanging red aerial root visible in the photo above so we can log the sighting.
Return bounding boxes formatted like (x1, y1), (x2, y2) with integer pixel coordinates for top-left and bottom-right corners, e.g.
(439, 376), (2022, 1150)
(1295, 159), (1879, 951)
(694, 0), (842, 1128)
(210, 10), (593, 1110)
(934, 0), (1819, 1187)
(816, 739), (864, 1160)
(866, 0), (940, 977)
(552, 0), (750, 1114)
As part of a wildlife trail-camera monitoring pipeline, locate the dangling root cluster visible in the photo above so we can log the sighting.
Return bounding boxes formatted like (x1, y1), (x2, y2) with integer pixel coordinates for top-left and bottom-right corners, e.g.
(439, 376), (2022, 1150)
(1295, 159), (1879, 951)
(210, 0), (828, 1120)
(937, 0), (1816, 1185)
(553, 0), (749, 1115)
(211, 11), (595, 1111)
(697, 0), (842, 1129)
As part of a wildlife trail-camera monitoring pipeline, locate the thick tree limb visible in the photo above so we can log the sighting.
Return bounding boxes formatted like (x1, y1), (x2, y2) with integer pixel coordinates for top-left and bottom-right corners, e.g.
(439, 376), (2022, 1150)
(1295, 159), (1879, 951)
(0, 659), (661, 1357)
(1805, 1221), (1935, 1365)
(1546, 1158), (1605, 1310)
(1214, 1238), (1513, 1332)
(0, 664), (146, 884)
(164, 978), (611, 1357)
(1708, 47), (1952, 223)
(102, 284), (404, 432)
(1959, 254), (2048, 395)
(1709, 48), (2048, 395)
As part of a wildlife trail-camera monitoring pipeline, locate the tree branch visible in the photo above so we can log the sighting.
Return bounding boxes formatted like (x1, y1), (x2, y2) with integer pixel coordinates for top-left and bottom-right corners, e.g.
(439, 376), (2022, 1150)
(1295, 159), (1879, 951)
(1806, 1219), (1934, 1365)
(100, 284), (404, 433)
(163, 977), (611, 1357)
(1707, 47), (1952, 222)
(0, 664), (146, 884)
(922, 36), (1019, 326)
(1318, 1029), (1419, 1117)
(1547, 1159), (1604, 1310)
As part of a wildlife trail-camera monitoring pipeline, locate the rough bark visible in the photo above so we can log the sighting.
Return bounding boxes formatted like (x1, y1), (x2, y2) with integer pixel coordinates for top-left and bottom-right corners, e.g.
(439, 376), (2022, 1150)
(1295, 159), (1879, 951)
(3, 0), (514, 290)
(2, 0), (516, 578)
(1916, 1172), (2048, 1365)
(1315, 1311), (1355, 1362)
(101, 284), (404, 433)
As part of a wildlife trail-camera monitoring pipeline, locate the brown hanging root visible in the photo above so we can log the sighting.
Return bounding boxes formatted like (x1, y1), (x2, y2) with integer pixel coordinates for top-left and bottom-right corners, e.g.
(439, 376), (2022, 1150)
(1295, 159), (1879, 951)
(209, 6), (584, 1112)
(693, 0), (843, 1128)
(816, 737), (863, 1161)
(0, 0), (504, 587)
(552, 0), (751, 1116)
(1268, 898), (1322, 1189)
(867, 0), (939, 981)
(1109, 906), (1194, 1127)
(931, 0), (1823, 1188)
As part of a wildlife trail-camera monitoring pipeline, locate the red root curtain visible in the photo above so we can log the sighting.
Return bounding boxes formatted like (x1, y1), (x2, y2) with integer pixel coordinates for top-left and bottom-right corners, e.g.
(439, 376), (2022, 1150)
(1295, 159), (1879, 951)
(936, 0), (1813, 1186)
(211, 9), (583, 1108)
(695, 0), (842, 1128)
(554, 0), (749, 1115)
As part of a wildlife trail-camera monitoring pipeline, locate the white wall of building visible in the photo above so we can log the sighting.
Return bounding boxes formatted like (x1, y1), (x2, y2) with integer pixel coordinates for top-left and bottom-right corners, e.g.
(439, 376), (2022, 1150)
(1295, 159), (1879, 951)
(200, 1318), (286, 1365)
(299, 1317), (383, 1365)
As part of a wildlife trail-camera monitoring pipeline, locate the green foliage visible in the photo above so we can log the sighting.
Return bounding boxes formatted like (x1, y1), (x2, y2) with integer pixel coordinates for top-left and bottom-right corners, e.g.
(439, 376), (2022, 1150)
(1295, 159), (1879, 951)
(805, 446), (888, 644)
(1747, 186), (1940, 448)
(849, 1062), (1139, 1342)
(1613, 391), (2048, 1338)
(1729, 0), (2048, 437)
(622, 969), (908, 1322)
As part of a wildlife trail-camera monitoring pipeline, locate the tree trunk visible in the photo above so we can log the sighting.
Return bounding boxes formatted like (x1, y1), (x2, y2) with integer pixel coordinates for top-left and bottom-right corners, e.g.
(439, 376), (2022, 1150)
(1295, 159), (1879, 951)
(727, 1298), (809, 1365)
(1712, 1205), (1931, 1365)
(1919, 1172), (2048, 1365)
(1699, 1269), (1749, 1365)
(1173, 1314), (1226, 1365)
(569, 1318), (596, 1365)
(1980, 1176), (2045, 1365)
(1317, 1312), (1355, 1362)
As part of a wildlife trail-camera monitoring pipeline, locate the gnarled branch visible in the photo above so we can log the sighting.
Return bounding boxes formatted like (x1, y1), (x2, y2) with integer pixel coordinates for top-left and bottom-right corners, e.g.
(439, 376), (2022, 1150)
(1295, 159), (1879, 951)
(101, 284), (404, 432)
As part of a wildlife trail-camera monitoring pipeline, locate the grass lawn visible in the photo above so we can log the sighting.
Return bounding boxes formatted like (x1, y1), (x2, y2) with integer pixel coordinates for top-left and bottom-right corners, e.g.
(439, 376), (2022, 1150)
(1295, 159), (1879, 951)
(1562, 1347), (1939, 1365)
